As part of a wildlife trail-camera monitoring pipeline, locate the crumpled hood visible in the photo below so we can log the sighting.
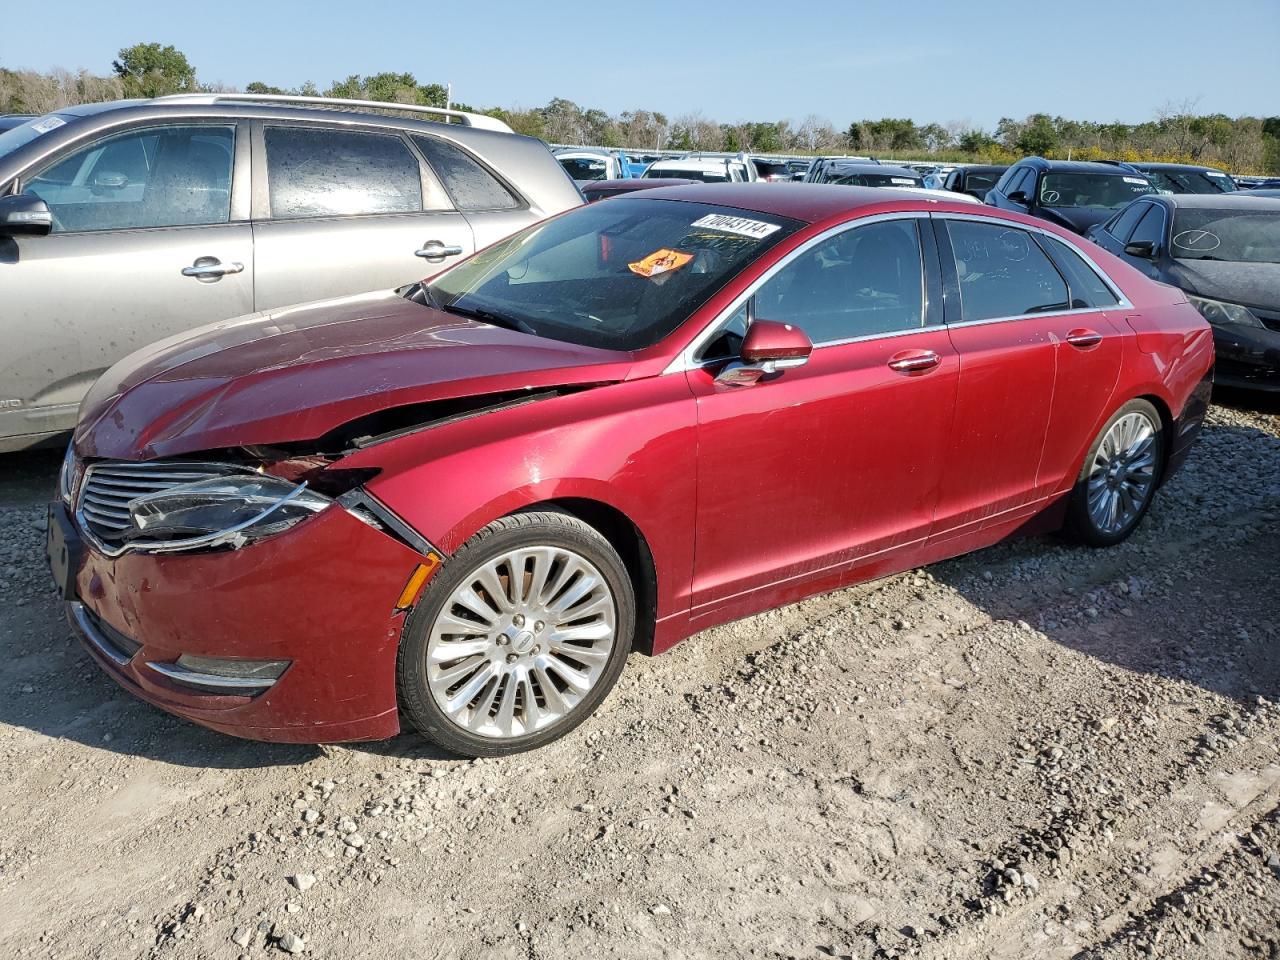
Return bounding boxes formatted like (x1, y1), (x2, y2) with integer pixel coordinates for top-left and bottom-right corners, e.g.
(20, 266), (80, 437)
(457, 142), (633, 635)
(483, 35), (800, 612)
(1038, 206), (1113, 235)
(76, 290), (634, 460)
(1168, 259), (1280, 311)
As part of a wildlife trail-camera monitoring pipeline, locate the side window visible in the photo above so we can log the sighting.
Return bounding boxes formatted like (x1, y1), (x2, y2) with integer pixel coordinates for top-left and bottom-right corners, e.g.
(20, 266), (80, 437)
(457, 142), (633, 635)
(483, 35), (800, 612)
(1004, 168), (1028, 197)
(23, 125), (234, 233)
(1108, 201), (1149, 241)
(944, 220), (1070, 321)
(753, 219), (926, 343)
(1128, 204), (1165, 251)
(265, 126), (422, 219)
(699, 303), (749, 363)
(1040, 235), (1120, 308)
(412, 135), (520, 211)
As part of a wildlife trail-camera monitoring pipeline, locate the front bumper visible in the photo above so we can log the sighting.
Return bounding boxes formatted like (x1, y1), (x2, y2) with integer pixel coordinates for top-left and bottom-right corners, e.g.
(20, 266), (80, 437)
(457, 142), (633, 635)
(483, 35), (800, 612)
(58, 501), (427, 743)
(1212, 325), (1280, 391)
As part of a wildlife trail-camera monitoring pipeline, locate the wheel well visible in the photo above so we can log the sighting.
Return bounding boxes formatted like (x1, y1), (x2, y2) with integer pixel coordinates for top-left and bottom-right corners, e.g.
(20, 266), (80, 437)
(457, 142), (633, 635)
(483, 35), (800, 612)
(521, 498), (658, 656)
(1137, 393), (1176, 485)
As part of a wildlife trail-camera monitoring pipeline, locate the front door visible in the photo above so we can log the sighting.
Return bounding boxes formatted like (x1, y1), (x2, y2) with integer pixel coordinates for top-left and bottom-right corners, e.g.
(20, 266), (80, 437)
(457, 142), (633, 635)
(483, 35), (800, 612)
(1, 122), (252, 445)
(688, 216), (957, 621)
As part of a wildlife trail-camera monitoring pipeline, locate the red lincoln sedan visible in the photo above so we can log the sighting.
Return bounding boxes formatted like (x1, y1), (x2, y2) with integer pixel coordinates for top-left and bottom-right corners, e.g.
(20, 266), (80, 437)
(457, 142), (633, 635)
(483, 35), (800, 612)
(47, 185), (1213, 757)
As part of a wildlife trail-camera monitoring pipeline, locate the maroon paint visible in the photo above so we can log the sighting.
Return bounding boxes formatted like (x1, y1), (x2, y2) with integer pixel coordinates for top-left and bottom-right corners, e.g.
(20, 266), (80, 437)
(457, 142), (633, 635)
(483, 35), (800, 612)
(63, 185), (1215, 741)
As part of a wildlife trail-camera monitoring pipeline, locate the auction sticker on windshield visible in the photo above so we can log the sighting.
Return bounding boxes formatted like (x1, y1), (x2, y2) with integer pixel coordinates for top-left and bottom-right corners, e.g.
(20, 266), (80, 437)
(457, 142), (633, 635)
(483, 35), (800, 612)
(690, 214), (781, 240)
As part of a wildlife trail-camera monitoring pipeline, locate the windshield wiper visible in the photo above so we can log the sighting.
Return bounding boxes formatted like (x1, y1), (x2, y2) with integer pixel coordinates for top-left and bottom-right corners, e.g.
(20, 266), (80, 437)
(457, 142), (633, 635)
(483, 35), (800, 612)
(441, 303), (537, 336)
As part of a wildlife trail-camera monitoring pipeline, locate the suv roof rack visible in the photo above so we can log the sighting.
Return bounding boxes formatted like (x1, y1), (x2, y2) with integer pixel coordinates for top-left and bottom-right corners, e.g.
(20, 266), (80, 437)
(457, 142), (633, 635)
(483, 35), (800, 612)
(152, 93), (514, 133)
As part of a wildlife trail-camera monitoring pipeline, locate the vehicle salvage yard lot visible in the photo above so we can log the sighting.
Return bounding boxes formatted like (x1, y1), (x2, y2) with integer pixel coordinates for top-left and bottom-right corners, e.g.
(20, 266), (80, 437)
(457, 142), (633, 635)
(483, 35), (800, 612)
(0, 394), (1277, 960)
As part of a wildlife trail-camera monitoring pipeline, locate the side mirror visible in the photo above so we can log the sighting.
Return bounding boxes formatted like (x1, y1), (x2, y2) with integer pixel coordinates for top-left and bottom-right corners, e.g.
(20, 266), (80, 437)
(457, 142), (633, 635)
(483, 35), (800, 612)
(1007, 190), (1028, 204)
(1123, 240), (1156, 259)
(0, 194), (52, 236)
(716, 319), (812, 385)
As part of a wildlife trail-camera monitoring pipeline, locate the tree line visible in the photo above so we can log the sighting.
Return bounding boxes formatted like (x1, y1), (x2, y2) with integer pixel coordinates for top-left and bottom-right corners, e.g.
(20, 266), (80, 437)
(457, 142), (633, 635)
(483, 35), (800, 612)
(3, 43), (1278, 173)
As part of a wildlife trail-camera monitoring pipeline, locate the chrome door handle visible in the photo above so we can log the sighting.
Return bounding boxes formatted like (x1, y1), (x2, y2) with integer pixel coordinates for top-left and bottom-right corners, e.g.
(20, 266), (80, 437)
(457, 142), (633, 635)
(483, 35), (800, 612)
(181, 258), (244, 280)
(887, 350), (941, 373)
(1066, 328), (1103, 348)
(415, 240), (465, 261)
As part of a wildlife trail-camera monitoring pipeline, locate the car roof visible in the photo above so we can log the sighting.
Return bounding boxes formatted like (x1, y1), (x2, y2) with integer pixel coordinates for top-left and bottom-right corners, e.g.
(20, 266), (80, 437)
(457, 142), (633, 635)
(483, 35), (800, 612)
(962, 165), (1009, 174)
(1147, 193), (1280, 211)
(621, 182), (978, 223)
(1020, 158), (1141, 175)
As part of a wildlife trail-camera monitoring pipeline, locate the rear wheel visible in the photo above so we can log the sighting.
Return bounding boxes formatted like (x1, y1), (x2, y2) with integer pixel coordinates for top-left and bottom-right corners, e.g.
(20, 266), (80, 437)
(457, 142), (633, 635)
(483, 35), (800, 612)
(397, 511), (634, 757)
(1064, 399), (1164, 547)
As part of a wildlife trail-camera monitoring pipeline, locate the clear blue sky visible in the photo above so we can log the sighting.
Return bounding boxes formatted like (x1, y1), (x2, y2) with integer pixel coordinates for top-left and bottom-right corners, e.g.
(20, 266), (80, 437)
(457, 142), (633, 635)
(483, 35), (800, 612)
(3, 0), (1277, 129)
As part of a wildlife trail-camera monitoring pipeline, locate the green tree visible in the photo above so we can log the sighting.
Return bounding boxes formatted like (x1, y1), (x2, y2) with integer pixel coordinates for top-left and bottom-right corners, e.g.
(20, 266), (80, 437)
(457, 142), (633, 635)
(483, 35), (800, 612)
(1014, 114), (1059, 156)
(112, 43), (196, 98)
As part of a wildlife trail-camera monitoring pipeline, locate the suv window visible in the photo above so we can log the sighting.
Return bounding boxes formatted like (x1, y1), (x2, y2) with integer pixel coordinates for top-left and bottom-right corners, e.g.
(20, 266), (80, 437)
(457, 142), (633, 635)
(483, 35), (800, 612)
(1129, 204), (1165, 250)
(412, 135), (520, 211)
(1009, 168), (1035, 198)
(265, 126), (422, 219)
(24, 125), (234, 233)
(1040, 235), (1120, 308)
(1107, 201), (1149, 241)
(753, 218), (926, 343)
(945, 220), (1070, 321)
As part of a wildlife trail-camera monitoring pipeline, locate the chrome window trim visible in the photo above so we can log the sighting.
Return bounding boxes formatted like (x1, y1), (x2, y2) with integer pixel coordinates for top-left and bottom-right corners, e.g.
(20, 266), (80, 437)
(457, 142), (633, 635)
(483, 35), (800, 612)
(932, 211), (1133, 312)
(663, 211), (932, 374)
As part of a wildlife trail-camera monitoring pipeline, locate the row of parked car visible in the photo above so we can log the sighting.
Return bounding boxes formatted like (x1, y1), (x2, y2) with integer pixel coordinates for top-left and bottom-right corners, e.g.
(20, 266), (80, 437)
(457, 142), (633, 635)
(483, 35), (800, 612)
(2, 95), (1276, 460)
(559, 145), (1279, 393)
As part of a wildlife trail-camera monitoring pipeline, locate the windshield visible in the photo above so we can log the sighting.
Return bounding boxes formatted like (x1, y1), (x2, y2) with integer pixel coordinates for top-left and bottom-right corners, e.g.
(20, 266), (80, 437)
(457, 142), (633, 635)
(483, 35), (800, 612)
(559, 157), (609, 182)
(1144, 169), (1236, 195)
(646, 167), (729, 183)
(1039, 173), (1156, 209)
(425, 198), (802, 351)
(826, 172), (922, 188)
(0, 113), (73, 163)
(1170, 208), (1280, 263)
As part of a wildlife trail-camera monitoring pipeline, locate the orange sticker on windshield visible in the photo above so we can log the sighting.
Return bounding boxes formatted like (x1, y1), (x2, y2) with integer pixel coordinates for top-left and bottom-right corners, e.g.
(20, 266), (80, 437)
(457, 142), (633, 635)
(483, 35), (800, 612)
(628, 249), (693, 278)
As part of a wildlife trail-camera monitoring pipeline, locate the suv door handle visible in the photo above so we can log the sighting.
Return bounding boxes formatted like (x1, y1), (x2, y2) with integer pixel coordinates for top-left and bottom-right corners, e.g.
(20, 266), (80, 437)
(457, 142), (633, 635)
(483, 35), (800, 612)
(887, 349), (941, 374)
(415, 240), (465, 262)
(1066, 328), (1103, 349)
(181, 257), (244, 281)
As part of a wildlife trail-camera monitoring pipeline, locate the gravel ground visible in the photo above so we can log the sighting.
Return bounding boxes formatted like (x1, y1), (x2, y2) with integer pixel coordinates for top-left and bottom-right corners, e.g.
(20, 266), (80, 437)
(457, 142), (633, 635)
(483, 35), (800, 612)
(0, 392), (1277, 960)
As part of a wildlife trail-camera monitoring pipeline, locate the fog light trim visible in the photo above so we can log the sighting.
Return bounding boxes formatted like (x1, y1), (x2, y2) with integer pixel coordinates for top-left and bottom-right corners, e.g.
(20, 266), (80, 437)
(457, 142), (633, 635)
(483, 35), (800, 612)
(147, 655), (290, 694)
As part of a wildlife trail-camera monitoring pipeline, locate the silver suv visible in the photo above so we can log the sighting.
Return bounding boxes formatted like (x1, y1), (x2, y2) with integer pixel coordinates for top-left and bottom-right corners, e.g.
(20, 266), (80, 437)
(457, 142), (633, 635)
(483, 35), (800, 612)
(0, 94), (582, 452)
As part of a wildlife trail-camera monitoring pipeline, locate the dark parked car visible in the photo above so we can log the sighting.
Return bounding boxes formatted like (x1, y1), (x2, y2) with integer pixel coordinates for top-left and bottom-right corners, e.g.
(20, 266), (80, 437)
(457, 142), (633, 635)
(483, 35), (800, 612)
(581, 177), (694, 202)
(1122, 162), (1236, 195)
(986, 157), (1156, 234)
(50, 184), (1212, 755)
(808, 161), (923, 188)
(1086, 193), (1280, 390)
(941, 165), (1008, 201)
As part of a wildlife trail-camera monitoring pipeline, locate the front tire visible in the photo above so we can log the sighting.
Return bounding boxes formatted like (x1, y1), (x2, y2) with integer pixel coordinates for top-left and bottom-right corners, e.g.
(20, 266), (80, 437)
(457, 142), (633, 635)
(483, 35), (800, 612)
(397, 511), (634, 757)
(1064, 399), (1164, 547)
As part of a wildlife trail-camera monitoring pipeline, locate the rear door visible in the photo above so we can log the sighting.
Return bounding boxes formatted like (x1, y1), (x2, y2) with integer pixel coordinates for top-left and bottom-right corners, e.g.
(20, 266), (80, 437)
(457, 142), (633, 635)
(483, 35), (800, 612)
(250, 122), (474, 309)
(931, 216), (1065, 535)
(1, 120), (251, 444)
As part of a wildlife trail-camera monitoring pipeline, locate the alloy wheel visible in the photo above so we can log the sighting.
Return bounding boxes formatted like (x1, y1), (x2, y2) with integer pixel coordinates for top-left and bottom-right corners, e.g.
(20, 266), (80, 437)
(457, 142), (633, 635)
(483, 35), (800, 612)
(1086, 411), (1158, 535)
(425, 546), (617, 739)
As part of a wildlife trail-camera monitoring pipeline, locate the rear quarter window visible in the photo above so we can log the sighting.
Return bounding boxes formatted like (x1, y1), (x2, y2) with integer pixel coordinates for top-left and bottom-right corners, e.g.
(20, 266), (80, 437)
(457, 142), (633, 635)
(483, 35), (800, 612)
(413, 135), (521, 212)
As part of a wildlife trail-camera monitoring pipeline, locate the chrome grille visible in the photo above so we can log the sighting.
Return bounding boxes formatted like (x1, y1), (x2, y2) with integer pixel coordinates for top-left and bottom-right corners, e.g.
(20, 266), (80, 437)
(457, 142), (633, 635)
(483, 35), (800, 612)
(76, 460), (254, 553)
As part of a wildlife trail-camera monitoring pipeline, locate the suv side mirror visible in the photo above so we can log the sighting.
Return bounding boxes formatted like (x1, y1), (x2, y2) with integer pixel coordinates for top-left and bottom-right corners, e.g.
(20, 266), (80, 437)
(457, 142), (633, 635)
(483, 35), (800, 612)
(1123, 240), (1156, 259)
(1007, 190), (1028, 204)
(0, 194), (53, 236)
(716, 319), (812, 385)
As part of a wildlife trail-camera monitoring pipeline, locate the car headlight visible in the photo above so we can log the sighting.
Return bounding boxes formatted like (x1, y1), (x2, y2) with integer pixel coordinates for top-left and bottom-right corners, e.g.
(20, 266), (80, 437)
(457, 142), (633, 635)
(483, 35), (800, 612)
(1188, 294), (1264, 328)
(58, 442), (76, 505)
(124, 475), (332, 552)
